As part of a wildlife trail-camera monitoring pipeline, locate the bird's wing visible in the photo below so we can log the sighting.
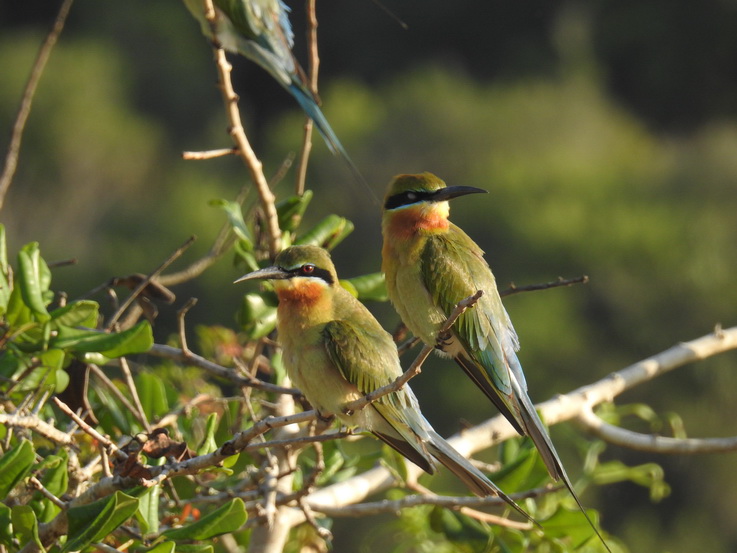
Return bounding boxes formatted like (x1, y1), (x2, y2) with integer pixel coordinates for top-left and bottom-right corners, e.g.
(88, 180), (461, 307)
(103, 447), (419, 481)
(322, 318), (435, 471)
(421, 231), (515, 394)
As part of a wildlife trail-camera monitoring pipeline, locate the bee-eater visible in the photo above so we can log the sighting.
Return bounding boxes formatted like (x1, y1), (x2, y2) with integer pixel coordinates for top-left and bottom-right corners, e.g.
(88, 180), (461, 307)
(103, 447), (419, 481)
(183, 0), (349, 159)
(381, 173), (609, 549)
(235, 245), (532, 518)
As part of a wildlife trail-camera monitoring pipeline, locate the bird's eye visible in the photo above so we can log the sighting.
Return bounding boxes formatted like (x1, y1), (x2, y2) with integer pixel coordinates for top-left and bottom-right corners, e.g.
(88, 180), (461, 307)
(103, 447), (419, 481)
(301, 264), (316, 275)
(406, 192), (417, 202)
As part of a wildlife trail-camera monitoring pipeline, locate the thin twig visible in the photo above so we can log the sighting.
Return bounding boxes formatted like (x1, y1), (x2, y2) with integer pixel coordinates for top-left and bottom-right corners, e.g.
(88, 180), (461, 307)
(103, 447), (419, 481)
(29, 476), (67, 509)
(202, 0), (282, 257)
(294, 0), (320, 196)
(182, 147), (237, 160)
(53, 397), (126, 462)
(148, 343), (302, 397)
(407, 482), (535, 530)
(177, 298), (199, 356)
(119, 357), (151, 432)
(0, 0), (75, 211)
(501, 275), (589, 297)
(88, 364), (143, 426)
(243, 430), (351, 452)
(577, 403), (737, 454)
(343, 291), (484, 414)
(106, 236), (196, 329)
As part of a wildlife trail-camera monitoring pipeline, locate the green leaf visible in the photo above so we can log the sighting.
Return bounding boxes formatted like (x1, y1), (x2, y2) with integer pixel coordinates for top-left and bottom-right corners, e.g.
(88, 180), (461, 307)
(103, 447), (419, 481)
(35, 451), (68, 523)
(49, 300), (100, 328)
(136, 484), (161, 535)
(162, 498), (247, 540)
(198, 413), (219, 456)
(136, 371), (170, 422)
(237, 292), (277, 339)
(142, 542), (175, 553)
(0, 224), (9, 316)
(175, 545), (214, 553)
(52, 320), (153, 356)
(211, 199), (253, 247)
(344, 272), (388, 302)
(17, 242), (51, 322)
(541, 505), (603, 549)
(379, 444), (409, 484)
(0, 503), (12, 546)
(0, 439), (35, 498)
(11, 505), (44, 552)
(592, 460), (670, 501)
(64, 491), (139, 552)
(276, 190), (313, 232)
(295, 215), (354, 250)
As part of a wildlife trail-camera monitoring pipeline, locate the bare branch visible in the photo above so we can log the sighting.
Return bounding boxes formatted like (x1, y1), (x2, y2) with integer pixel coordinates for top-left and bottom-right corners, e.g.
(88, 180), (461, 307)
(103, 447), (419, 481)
(147, 343), (302, 397)
(0, 0), (75, 211)
(29, 476), (67, 509)
(182, 147), (237, 160)
(202, 0), (282, 257)
(294, 0), (320, 196)
(501, 275), (589, 298)
(577, 403), (737, 454)
(52, 397), (126, 462)
(343, 291), (484, 413)
(0, 413), (74, 446)
(106, 235), (196, 329)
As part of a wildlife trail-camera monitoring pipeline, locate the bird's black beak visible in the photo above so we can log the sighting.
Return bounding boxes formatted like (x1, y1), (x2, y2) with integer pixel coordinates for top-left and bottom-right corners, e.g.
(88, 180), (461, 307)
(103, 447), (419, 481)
(234, 266), (289, 284)
(430, 185), (487, 203)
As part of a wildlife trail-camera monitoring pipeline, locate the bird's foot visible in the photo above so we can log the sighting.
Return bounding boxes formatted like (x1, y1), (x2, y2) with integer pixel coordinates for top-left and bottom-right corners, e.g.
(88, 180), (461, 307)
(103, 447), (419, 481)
(435, 329), (453, 351)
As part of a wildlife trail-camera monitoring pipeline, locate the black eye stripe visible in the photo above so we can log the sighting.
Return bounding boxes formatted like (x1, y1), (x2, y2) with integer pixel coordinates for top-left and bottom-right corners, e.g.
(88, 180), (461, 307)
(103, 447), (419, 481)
(285, 265), (334, 285)
(384, 190), (434, 210)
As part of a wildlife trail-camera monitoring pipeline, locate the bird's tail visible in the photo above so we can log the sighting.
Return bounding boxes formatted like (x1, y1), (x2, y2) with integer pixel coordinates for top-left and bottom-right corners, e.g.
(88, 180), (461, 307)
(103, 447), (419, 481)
(426, 430), (537, 526)
(516, 391), (612, 552)
(288, 84), (371, 194)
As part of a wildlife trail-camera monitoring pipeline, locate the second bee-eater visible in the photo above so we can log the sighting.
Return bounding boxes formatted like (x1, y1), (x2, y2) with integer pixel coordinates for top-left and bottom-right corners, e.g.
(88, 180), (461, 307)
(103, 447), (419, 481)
(235, 245), (532, 519)
(183, 0), (350, 160)
(381, 173), (609, 549)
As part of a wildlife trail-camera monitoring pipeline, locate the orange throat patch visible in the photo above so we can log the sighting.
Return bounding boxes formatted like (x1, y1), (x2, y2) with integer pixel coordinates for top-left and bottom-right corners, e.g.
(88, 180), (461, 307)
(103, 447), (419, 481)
(274, 279), (325, 307)
(386, 204), (449, 239)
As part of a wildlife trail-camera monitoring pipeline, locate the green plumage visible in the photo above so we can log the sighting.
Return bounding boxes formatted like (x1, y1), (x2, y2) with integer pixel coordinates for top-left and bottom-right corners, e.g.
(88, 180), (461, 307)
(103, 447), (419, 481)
(382, 173), (611, 550)
(236, 245), (534, 513)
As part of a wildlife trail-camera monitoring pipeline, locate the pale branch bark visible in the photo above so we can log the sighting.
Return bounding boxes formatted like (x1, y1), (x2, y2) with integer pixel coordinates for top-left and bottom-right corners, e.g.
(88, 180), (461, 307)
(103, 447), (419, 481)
(181, 147), (237, 160)
(0, 0), (74, 211)
(147, 343), (302, 397)
(577, 403), (737, 454)
(202, 0), (282, 257)
(278, 326), (737, 530)
(0, 413), (74, 446)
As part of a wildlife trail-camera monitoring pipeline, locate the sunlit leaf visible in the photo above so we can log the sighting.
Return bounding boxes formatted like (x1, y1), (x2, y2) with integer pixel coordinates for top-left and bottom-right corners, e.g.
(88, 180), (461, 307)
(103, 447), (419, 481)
(0, 439), (34, 498)
(11, 505), (43, 552)
(162, 498), (247, 540)
(64, 491), (139, 552)
(344, 272), (388, 302)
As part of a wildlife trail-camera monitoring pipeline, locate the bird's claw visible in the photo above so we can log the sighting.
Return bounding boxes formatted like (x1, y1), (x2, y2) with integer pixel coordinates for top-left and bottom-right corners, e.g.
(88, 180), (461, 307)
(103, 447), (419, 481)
(435, 329), (453, 350)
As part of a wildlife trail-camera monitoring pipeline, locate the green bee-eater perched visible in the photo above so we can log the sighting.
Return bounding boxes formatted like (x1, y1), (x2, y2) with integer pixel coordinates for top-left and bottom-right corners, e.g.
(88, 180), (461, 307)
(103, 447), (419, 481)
(381, 173), (610, 549)
(235, 245), (532, 517)
(182, 0), (350, 160)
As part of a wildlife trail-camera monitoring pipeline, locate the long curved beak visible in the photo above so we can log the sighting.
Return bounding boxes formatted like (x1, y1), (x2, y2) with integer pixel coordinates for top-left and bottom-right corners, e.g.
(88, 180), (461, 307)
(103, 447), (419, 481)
(234, 266), (289, 284)
(431, 185), (487, 203)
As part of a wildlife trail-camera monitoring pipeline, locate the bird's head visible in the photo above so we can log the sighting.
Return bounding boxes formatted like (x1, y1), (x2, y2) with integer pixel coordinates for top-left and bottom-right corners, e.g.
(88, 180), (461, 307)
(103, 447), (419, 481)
(382, 172), (487, 235)
(235, 245), (337, 304)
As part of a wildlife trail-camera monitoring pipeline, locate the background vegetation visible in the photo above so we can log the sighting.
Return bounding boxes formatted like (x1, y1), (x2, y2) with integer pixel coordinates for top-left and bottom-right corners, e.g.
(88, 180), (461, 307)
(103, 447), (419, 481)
(2, 0), (737, 551)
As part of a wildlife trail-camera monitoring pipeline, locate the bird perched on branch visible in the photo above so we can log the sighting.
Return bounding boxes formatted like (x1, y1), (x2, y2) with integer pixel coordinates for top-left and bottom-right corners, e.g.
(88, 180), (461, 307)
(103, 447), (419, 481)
(183, 0), (350, 160)
(235, 245), (532, 518)
(381, 172), (610, 550)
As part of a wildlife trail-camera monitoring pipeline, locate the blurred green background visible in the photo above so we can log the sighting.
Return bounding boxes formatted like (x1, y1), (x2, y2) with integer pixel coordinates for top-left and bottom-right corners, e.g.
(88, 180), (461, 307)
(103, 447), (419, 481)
(2, 0), (737, 551)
